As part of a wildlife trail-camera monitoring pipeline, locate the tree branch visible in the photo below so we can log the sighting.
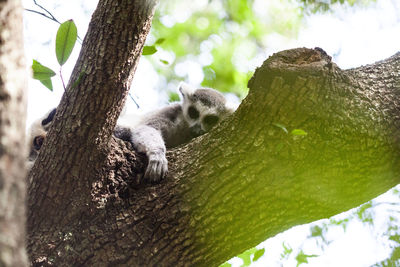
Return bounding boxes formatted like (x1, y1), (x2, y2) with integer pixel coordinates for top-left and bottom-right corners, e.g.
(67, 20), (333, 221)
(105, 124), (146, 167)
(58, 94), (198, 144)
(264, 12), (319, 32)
(175, 48), (400, 264)
(27, 0), (158, 238)
(24, 0), (400, 263)
(28, 44), (400, 266)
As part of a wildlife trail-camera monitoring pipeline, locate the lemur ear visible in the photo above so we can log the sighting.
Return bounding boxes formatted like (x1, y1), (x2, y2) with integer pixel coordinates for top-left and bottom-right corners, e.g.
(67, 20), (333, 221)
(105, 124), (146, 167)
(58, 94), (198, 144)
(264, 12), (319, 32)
(225, 102), (237, 114)
(178, 82), (195, 99)
(41, 108), (56, 126)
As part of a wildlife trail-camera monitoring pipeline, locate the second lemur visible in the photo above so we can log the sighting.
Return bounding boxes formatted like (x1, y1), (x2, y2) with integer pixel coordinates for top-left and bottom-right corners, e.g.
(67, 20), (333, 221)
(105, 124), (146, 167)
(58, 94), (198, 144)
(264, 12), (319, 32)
(28, 83), (234, 183)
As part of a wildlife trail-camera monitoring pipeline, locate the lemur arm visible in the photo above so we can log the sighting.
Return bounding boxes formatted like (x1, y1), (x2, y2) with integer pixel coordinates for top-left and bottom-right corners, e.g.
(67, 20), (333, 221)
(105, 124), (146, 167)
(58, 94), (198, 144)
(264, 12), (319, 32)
(114, 125), (168, 183)
(131, 125), (168, 182)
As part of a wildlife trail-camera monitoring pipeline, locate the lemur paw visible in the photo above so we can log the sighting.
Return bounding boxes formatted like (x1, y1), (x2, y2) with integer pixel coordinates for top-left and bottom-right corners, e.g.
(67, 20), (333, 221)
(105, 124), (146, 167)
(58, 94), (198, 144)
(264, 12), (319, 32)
(144, 152), (168, 183)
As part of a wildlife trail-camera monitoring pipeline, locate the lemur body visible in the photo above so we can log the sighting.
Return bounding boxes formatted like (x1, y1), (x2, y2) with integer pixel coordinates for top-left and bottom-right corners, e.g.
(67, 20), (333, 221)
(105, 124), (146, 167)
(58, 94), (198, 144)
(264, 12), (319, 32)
(27, 83), (233, 182)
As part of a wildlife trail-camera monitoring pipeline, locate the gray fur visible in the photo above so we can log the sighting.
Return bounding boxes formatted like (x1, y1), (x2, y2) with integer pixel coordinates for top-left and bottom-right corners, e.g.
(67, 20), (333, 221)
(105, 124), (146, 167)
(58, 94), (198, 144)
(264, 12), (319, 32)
(190, 89), (226, 108)
(28, 83), (234, 183)
(118, 83), (233, 182)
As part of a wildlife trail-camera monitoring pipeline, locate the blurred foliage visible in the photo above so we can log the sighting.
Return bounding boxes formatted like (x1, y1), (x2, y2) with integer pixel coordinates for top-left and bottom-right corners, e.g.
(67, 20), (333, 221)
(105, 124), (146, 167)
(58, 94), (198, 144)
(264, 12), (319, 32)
(237, 248), (257, 266)
(144, 0), (375, 100)
(147, 0), (302, 99)
(295, 250), (318, 266)
(220, 247), (265, 267)
(281, 242), (294, 260)
(298, 0), (375, 14)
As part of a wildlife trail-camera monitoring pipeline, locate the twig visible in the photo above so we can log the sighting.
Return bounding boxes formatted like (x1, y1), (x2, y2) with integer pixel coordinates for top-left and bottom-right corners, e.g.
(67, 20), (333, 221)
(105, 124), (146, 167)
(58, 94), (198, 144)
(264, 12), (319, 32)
(59, 68), (70, 105)
(25, 0), (83, 44)
(129, 92), (140, 109)
(59, 69), (66, 91)
(24, 9), (61, 25)
(33, 0), (61, 24)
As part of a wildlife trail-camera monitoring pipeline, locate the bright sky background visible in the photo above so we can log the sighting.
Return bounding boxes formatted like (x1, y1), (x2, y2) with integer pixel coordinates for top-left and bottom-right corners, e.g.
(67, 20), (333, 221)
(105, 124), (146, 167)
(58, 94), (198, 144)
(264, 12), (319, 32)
(22, 0), (400, 266)
(23, 0), (400, 125)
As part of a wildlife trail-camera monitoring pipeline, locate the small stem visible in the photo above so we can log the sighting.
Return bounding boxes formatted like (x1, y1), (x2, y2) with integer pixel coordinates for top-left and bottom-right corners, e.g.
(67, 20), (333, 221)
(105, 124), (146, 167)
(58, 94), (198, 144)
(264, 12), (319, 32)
(33, 0), (61, 24)
(24, 9), (61, 25)
(25, 0), (83, 44)
(59, 68), (66, 91)
(128, 93), (140, 109)
(59, 68), (69, 105)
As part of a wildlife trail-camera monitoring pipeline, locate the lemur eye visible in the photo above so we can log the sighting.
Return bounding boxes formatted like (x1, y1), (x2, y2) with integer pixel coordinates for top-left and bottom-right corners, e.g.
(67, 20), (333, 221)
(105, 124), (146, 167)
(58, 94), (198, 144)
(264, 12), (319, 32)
(188, 106), (199, 119)
(203, 115), (219, 127)
(33, 136), (45, 151)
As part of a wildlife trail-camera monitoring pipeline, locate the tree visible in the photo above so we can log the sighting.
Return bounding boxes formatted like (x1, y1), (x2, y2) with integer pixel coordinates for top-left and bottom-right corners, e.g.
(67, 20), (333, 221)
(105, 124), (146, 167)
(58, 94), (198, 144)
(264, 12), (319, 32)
(0, 0), (28, 265)
(21, 0), (400, 266)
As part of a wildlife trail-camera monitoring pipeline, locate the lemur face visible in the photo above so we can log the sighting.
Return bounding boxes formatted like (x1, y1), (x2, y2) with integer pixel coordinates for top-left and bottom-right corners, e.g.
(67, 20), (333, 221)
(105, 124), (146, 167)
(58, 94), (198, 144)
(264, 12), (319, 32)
(179, 83), (232, 137)
(27, 108), (56, 162)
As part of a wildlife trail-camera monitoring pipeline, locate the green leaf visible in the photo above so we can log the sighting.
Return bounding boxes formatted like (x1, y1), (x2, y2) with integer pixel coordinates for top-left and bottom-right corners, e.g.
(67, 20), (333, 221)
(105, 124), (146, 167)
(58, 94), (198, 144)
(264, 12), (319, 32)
(295, 251), (318, 266)
(168, 92), (180, 102)
(32, 59), (56, 80)
(155, 38), (166, 45)
(56, 19), (78, 66)
(253, 248), (265, 262)
(273, 123), (288, 134)
(281, 242), (293, 259)
(389, 234), (400, 243)
(160, 59), (169, 65)
(203, 66), (216, 82)
(310, 225), (323, 237)
(291, 129), (308, 136)
(39, 79), (53, 91)
(142, 46), (157, 55)
(219, 263), (231, 267)
(237, 248), (256, 267)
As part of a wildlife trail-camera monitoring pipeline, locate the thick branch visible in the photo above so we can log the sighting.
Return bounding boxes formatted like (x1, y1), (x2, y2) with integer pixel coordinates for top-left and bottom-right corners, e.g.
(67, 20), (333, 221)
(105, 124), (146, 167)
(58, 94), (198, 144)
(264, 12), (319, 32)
(27, 0), (157, 256)
(178, 48), (400, 264)
(28, 47), (400, 266)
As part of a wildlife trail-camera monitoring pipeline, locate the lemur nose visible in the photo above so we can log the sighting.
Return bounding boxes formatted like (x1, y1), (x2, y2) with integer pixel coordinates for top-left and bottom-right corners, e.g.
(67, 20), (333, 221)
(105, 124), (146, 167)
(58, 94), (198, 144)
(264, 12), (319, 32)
(190, 124), (204, 137)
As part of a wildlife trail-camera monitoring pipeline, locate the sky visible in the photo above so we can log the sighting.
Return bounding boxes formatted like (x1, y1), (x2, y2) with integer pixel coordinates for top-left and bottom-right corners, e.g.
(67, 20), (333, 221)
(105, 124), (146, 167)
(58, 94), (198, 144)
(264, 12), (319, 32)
(22, 0), (400, 266)
(23, 0), (400, 125)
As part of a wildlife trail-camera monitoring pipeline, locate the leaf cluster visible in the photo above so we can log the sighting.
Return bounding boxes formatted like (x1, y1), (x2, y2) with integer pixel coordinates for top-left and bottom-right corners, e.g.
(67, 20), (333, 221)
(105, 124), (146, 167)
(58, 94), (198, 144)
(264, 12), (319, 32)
(32, 19), (77, 91)
(145, 0), (302, 99)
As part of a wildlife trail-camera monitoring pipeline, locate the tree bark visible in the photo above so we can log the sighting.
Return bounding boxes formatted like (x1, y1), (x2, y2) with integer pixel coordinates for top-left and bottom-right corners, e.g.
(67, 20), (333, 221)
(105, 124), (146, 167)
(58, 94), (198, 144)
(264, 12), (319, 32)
(26, 1), (400, 266)
(0, 0), (28, 266)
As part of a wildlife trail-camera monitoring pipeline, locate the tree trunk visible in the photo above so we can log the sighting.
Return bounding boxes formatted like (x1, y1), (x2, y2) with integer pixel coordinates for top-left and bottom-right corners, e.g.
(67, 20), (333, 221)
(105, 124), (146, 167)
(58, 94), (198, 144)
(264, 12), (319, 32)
(26, 0), (400, 265)
(0, 0), (28, 266)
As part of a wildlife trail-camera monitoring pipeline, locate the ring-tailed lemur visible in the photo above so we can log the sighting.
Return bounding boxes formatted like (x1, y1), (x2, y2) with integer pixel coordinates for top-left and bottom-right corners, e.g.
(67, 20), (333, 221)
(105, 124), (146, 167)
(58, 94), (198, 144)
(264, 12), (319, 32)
(27, 83), (234, 182)
(26, 108), (56, 169)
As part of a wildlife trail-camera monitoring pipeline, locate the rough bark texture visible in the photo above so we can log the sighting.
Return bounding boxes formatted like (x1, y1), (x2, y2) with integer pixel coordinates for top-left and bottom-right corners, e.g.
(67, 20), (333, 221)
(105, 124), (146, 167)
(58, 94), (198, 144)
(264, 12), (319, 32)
(26, 1), (400, 266)
(0, 0), (28, 266)
(27, 0), (158, 265)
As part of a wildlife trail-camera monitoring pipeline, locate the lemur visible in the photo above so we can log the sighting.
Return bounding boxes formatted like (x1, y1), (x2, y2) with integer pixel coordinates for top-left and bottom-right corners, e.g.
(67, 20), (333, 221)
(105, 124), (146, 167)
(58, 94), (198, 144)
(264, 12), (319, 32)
(27, 83), (234, 182)
(27, 108), (56, 170)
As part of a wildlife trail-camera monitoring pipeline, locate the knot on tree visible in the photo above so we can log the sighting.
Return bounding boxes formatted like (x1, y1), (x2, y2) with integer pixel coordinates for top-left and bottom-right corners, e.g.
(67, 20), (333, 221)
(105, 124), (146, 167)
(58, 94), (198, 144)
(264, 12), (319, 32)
(269, 47), (332, 66)
(93, 137), (149, 206)
(249, 48), (338, 90)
